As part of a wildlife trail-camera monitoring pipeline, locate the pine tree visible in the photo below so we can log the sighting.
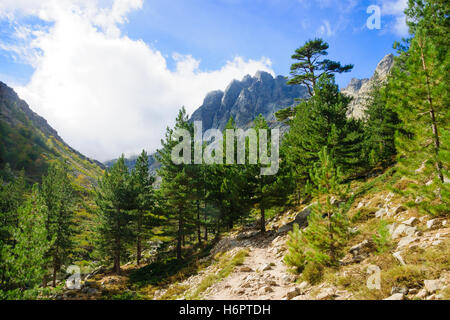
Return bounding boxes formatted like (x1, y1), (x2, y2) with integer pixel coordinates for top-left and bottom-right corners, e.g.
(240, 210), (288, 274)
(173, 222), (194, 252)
(95, 156), (135, 273)
(388, 0), (449, 216)
(157, 108), (194, 260)
(362, 83), (401, 169)
(303, 148), (351, 267)
(277, 38), (353, 122)
(40, 161), (76, 287)
(4, 185), (51, 292)
(131, 150), (156, 265)
(284, 148), (351, 280)
(281, 75), (364, 200)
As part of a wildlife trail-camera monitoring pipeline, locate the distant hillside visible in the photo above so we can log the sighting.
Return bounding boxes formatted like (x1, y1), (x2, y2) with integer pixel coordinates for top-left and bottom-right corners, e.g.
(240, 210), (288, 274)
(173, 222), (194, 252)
(104, 153), (160, 172)
(0, 81), (104, 186)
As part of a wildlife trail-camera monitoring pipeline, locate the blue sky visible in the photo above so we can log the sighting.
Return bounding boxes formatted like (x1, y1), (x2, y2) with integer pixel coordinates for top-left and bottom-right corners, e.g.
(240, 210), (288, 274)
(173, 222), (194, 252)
(0, 0), (408, 160)
(124, 0), (404, 87)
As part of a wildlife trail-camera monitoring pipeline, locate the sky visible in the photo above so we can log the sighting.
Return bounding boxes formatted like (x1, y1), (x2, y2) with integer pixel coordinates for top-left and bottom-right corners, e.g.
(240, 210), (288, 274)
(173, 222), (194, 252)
(0, 0), (409, 162)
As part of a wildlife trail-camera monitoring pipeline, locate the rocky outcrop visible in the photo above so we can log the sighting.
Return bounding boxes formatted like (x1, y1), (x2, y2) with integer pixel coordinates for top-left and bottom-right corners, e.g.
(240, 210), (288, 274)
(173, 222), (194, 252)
(190, 71), (308, 131)
(342, 54), (394, 119)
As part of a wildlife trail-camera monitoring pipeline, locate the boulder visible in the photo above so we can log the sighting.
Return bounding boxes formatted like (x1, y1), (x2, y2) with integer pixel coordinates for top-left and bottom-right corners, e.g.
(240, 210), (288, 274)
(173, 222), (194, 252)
(424, 280), (444, 294)
(403, 217), (418, 226)
(416, 289), (428, 299)
(239, 266), (254, 273)
(426, 219), (439, 230)
(349, 239), (374, 256)
(317, 287), (336, 300)
(393, 251), (406, 265)
(383, 293), (404, 300)
(391, 287), (408, 295)
(286, 287), (301, 300)
(397, 235), (417, 248)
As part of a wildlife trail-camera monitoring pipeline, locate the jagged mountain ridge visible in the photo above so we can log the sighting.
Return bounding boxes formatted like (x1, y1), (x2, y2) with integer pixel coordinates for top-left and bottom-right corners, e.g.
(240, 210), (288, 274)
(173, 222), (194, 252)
(105, 54), (394, 169)
(190, 71), (309, 131)
(342, 54), (395, 119)
(0, 81), (104, 184)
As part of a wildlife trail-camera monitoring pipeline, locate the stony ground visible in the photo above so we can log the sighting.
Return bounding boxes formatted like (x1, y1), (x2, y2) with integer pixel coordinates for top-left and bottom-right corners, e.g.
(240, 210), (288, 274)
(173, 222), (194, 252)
(62, 187), (449, 301)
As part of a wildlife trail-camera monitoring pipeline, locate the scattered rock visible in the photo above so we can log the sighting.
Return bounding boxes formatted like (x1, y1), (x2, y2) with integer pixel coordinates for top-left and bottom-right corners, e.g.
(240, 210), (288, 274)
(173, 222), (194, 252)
(349, 239), (374, 256)
(298, 281), (309, 291)
(384, 293), (404, 300)
(375, 208), (387, 218)
(424, 280), (444, 294)
(286, 287), (302, 300)
(408, 288), (418, 295)
(393, 251), (406, 266)
(397, 235), (417, 248)
(260, 286), (274, 294)
(317, 287), (336, 300)
(391, 287), (408, 295)
(393, 206), (407, 214)
(262, 264), (272, 271)
(403, 217), (418, 226)
(239, 267), (254, 273)
(392, 224), (416, 240)
(416, 289), (428, 299)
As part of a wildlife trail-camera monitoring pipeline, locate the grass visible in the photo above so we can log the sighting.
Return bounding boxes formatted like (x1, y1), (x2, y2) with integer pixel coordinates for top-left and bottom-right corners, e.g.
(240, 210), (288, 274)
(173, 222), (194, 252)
(186, 249), (249, 300)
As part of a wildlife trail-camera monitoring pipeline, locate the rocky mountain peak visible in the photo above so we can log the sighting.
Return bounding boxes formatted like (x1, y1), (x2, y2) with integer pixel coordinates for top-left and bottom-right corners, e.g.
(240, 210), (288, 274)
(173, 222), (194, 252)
(374, 53), (394, 80)
(343, 78), (370, 94)
(254, 71), (274, 83)
(342, 54), (395, 119)
(190, 72), (308, 131)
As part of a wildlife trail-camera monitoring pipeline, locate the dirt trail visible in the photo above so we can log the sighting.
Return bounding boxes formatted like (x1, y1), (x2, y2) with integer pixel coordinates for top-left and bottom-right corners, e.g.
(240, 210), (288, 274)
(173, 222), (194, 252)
(202, 234), (298, 300)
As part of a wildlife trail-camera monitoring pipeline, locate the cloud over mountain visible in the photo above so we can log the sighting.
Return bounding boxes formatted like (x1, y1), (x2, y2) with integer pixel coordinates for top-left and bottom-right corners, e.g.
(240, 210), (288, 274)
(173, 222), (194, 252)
(0, 0), (273, 161)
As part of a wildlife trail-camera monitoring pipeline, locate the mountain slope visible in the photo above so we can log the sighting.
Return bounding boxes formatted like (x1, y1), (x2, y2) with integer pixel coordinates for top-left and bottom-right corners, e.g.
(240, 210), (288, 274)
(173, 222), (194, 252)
(0, 81), (104, 185)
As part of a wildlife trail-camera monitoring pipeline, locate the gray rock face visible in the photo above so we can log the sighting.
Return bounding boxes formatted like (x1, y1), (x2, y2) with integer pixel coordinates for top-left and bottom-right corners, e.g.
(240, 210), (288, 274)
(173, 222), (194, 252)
(342, 54), (395, 119)
(190, 71), (308, 131)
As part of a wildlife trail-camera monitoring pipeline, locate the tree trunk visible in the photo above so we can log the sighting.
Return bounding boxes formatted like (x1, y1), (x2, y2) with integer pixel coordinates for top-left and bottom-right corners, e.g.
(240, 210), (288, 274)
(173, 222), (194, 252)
(204, 207), (208, 242)
(137, 213), (142, 266)
(114, 212), (121, 274)
(52, 254), (58, 287)
(418, 38), (444, 183)
(260, 205), (266, 233)
(197, 201), (202, 244)
(176, 215), (182, 260)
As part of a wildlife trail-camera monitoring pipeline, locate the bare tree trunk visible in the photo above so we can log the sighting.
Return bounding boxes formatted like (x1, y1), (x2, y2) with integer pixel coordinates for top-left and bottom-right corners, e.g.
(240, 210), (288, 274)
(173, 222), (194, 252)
(260, 205), (266, 233)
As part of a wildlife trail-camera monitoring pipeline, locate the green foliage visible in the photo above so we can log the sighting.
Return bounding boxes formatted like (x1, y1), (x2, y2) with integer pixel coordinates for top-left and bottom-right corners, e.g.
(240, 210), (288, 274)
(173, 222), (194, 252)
(281, 75), (364, 200)
(388, 0), (449, 216)
(284, 223), (307, 272)
(41, 161), (77, 286)
(372, 220), (391, 254)
(362, 84), (401, 169)
(131, 150), (156, 265)
(95, 155), (135, 273)
(287, 38), (353, 97)
(284, 148), (352, 279)
(1, 185), (51, 294)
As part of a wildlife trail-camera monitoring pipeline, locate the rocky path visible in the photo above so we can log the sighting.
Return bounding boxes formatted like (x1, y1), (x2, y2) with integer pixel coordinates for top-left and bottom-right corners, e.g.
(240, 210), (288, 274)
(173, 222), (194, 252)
(202, 234), (300, 300)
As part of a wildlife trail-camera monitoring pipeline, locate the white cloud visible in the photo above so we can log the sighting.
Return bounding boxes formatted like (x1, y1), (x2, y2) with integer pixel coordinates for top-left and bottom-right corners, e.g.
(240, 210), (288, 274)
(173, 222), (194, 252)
(0, 0), (273, 161)
(378, 0), (408, 36)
